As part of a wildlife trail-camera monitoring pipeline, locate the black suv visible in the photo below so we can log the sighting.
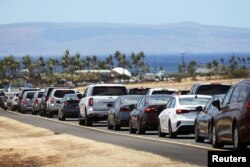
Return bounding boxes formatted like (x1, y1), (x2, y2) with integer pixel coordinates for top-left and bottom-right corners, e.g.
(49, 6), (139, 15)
(189, 82), (231, 95)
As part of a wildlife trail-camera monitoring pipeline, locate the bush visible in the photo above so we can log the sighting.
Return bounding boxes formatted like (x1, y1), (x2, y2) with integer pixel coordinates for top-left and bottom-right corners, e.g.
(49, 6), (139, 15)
(229, 68), (249, 78)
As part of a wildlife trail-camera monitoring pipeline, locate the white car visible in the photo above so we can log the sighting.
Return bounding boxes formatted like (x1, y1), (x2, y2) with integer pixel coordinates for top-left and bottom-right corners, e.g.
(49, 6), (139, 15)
(158, 95), (211, 138)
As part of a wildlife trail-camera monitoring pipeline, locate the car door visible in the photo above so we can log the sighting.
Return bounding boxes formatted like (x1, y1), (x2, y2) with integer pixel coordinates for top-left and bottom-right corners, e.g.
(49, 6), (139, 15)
(199, 98), (213, 135)
(130, 97), (144, 126)
(216, 87), (235, 141)
(160, 97), (176, 132)
(109, 98), (119, 123)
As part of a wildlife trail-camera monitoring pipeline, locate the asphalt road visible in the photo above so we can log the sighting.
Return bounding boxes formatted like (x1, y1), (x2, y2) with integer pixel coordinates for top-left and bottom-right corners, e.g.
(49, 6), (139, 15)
(0, 109), (228, 166)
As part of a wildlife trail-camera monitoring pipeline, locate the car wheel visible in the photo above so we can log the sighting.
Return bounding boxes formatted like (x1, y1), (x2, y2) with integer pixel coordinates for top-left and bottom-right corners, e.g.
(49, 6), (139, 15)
(233, 125), (246, 150)
(107, 119), (113, 130)
(61, 112), (65, 121)
(39, 110), (44, 117)
(137, 121), (145, 134)
(129, 120), (136, 134)
(212, 124), (223, 148)
(168, 121), (176, 138)
(195, 123), (204, 143)
(113, 120), (121, 131)
(85, 112), (92, 126)
(79, 114), (85, 126)
(10, 105), (14, 111)
(47, 110), (53, 118)
(158, 122), (166, 137)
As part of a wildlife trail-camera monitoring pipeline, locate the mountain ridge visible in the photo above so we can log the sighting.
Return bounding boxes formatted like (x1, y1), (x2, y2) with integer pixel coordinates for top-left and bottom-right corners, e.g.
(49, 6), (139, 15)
(1, 22), (250, 56)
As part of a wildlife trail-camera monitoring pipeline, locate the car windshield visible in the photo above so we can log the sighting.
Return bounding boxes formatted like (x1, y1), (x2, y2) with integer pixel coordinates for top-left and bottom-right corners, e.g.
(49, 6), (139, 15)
(121, 97), (142, 105)
(196, 85), (231, 95)
(54, 90), (75, 98)
(92, 86), (127, 96)
(146, 96), (171, 105)
(65, 94), (78, 101)
(179, 97), (210, 105)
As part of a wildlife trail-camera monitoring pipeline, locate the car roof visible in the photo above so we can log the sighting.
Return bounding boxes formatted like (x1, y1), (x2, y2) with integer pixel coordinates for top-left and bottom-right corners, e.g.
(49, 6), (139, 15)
(173, 94), (212, 98)
(236, 79), (250, 86)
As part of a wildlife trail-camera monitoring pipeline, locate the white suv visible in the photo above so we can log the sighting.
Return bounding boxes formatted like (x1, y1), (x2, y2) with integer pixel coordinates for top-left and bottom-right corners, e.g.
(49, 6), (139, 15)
(79, 84), (127, 126)
(146, 88), (177, 95)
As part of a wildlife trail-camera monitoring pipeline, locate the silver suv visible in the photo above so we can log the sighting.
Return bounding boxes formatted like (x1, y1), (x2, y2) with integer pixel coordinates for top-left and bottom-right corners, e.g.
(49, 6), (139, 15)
(20, 91), (35, 113)
(46, 88), (76, 118)
(79, 84), (127, 126)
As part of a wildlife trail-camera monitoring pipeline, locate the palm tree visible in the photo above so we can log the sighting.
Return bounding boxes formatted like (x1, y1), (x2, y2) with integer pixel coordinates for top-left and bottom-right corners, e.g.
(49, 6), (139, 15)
(207, 62), (212, 76)
(61, 50), (70, 73)
(105, 55), (114, 69)
(187, 60), (197, 79)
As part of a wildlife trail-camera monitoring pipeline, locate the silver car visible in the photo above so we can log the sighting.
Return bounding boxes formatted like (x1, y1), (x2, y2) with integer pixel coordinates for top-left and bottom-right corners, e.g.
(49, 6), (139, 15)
(10, 93), (19, 111)
(32, 90), (44, 115)
(46, 88), (76, 118)
(20, 91), (35, 113)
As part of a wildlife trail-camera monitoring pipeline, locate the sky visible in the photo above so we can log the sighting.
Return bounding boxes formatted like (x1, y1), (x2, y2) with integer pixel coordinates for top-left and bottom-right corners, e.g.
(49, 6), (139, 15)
(1, 0), (250, 28)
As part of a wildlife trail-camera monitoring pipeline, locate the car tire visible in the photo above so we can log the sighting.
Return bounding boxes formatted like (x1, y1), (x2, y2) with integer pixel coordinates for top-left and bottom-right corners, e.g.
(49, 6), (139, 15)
(233, 125), (246, 150)
(137, 122), (145, 134)
(212, 124), (223, 148)
(113, 117), (121, 131)
(107, 119), (113, 130)
(85, 112), (92, 126)
(129, 120), (136, 134)
(79, 114), (85, 126)
(158, 122), (166, 137)
(168, 121), (176, 138)
(195, 123), (204, 143)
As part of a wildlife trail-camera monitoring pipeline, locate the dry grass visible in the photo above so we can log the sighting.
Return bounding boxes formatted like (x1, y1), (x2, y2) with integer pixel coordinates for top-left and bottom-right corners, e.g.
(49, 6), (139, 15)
(0, 116), (197, 167)
(76, 76), (243, 92)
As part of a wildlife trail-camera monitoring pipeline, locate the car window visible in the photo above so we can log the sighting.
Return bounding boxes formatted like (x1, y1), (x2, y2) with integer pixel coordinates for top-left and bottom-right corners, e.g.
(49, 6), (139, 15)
(238, 86), (250, 102)
(54, 90), (75, 98)
(230, 86), (241, 103)
(26, 92), (35, 99)
(38, 92), (43, 98)
(145, 96), (171, 105)
(121, 97), (142, 105)
(204, 98), (212, 112)
(169, 98), (176, 108)
(179, 97), (210, 105)
(222, 87), (234, 106)
(166, 98), (173, 108)
(196, 85), (231, 95)
(136, 97), (144, 108)
(151, 90), (175, 95)
(92, 86), (127, 96)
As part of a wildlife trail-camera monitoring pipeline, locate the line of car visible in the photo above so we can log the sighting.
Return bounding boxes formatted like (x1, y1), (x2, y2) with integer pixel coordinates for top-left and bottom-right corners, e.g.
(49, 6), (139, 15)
(2, 80), (250, 150)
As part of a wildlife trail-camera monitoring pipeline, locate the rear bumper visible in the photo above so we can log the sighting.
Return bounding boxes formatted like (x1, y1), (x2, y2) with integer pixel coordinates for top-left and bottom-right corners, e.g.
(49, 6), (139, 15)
(63, 109), (80, 118)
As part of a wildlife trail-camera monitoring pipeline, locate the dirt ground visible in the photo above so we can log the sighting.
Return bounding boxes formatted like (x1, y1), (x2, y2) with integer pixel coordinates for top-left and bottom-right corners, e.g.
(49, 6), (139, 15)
(0, 116), (197, 167)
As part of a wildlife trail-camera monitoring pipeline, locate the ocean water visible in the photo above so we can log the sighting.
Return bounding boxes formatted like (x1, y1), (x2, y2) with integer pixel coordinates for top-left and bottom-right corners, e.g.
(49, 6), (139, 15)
(145, 53), (250, 73)
(10, 52), (250, 74)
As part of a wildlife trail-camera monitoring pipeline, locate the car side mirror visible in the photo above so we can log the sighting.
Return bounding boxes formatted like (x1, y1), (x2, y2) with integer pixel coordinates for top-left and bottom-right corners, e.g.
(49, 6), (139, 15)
(196, 106), (203, 111)
(107, 103), (113, 107)
(212, 100), (221, 110)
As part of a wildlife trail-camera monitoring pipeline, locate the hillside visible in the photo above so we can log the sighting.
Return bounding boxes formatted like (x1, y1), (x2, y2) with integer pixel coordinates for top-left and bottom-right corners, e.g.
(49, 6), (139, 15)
(1, 22), (250, 56)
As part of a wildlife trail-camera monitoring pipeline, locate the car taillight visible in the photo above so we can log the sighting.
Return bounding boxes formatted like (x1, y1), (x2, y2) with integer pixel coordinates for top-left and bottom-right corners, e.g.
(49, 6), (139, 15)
(50, 98), (55, 104)
(120, 107), (130, 112)
(22, 98), (27, 105)
(246, 102), (250, 110)
(89, 98), (94, 106)
(176, 109), (190, 114)
(35, 98), (39, 104)
(144, 107), (157, 112)
(64, 101), (68, 106)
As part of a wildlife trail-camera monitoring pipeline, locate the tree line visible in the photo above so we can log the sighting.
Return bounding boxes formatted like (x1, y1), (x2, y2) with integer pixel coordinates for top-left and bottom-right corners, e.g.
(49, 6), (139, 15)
(177, 54), (250, 81)
(0, 50), (149, 87)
